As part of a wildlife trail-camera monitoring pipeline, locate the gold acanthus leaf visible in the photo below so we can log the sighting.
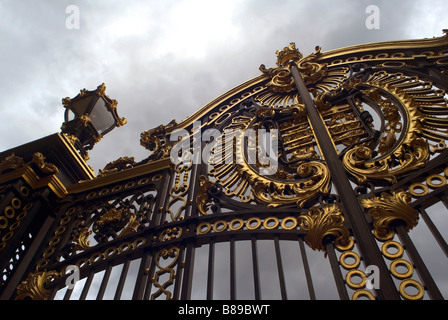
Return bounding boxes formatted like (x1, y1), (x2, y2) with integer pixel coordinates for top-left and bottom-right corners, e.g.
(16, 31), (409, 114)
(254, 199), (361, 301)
(15, 270), (59, 300)
(361, 191), (418, 241)
(298, 203), (351, 252)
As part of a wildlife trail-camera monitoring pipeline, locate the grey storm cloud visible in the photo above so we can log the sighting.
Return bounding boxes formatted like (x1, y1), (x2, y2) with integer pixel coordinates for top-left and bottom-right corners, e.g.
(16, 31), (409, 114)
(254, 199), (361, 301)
(1, 0), (448, 300)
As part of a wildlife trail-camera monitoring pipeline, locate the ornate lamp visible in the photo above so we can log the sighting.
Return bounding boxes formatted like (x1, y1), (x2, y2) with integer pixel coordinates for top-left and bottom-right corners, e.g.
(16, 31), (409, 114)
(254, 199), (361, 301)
(61, 83), (126, 160)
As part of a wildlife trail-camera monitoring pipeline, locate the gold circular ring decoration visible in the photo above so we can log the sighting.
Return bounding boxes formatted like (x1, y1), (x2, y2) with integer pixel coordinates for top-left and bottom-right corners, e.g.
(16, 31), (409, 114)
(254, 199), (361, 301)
(10, 221), (21, 231)
(0, 216), (8, 229)
(118, 241), (132, 253)
(2, 231), (14, 242)
(20, 186), (30, 196)
(229, 218), (244, 231)
(263, 217), (279, 230)
(246, 217), (262, 230)
(86, 191), (97, 200)
(197, 222), (212, 235)
(426, 174), (446, 188)
(4, 206), (15, 219)
(125, 181), (136, 189)
(11, 197), (22, 209)
(23, 203), (34, 211)
(390, 259), (414, 279)
(132, 237), (146, 248)
(381, 241), (404, 260)
(213, 220), (228, 233)
(111, 185), (123, 192)
(399, 279), (425, 300)
(98, 188), (110, 196)
(66, 207), (77, 215)
(335, 237), (354, 252)
(409, 183), (428, 197)
(345, 270), (367, 289)
(339, 251), (361, 270)
(17, 211), (27, 221)
(352, 289), (375, 300)
(281, 217), (298, 230)
(104, 247), (117, 258)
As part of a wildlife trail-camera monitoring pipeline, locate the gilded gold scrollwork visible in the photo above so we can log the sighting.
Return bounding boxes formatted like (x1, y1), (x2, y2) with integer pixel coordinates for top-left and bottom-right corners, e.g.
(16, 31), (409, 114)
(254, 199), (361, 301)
(197, 175), (215, 215)
(361, 191), (418, 241)
(249, 160), (331, 208)
(341, 70), (448, 184)
(260, 43), (328, 93)
(15, 270), (59, 300)
(73, 208), (140, 251)
(298, 203), (351, 252)
(150, 246), (180, 300)
(98, 156), (137, 177)
(0, 152), (58, 175)
(140, 120), (177, 161)
(343, 139), (429, 184)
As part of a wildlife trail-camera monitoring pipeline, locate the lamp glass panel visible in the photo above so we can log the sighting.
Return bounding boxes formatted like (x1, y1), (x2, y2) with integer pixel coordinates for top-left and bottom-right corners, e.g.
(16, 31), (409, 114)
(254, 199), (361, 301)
(90, 98), (115, 134)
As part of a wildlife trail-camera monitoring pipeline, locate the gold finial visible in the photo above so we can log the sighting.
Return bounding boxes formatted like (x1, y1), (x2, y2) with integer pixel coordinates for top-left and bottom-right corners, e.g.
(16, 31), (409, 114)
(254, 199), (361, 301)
(275, 42), (303, 67)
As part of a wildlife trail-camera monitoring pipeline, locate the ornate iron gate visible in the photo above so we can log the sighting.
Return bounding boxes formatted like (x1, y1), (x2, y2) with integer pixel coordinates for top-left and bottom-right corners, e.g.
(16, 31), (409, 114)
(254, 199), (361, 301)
(2, 33), (448, 300)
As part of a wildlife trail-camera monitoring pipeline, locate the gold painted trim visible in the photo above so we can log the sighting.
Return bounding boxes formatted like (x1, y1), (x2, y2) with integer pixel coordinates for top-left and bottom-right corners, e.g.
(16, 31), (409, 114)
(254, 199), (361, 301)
(399, 279), (425, 300)
(67, 157), (171, 194)
(317, 34), (448, 61)
(57, 133), (95, 179)
(0, 166), (67, 198)
(158, 75), (268, 134)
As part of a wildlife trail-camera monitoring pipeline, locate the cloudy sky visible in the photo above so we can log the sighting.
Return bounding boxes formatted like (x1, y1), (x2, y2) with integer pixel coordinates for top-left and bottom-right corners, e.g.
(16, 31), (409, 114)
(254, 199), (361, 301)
(1, 0), (447, 172)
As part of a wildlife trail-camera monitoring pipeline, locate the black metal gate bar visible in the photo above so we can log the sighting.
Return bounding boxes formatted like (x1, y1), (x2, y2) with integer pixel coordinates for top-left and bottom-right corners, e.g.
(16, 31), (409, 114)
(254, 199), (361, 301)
(251, 235), (261, 300)
(207, 238), (215, 300)
(63, 284), (73, 300)
(0, 212), (54, 300)
(96, 264), (112, 300)
(395, 224), (444, 300)
(290, 64), (401, 300)
(419, 208), (448, 258)
(79, 272), (94, 300)
(180, 241), (195, 299)
(325, 242), (349, 300)
(298, 237), (316, 300)
(114, 259), (130, 300)
(274, 236), (287, 300)
(132, 252), (151, 300)
(230, 236), (236, 300)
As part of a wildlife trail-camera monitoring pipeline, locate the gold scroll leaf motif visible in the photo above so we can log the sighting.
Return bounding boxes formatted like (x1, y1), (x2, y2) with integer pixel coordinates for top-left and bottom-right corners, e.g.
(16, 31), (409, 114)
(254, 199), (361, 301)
(343, 139), (429, 184)
(361, 191), (418, 241)
(73, 208), (139, 250)
(15, 270), (59, 300)
(259, 43), (328, 93)
(298, 203), (351, 252)
(209, 114), (331, 208)
(249, 161), (331, 208)
(140, 120), (177, 161)
(0, 152), (58, 175)
(197, 175), (215, 215)
(342, 71), (437, 184)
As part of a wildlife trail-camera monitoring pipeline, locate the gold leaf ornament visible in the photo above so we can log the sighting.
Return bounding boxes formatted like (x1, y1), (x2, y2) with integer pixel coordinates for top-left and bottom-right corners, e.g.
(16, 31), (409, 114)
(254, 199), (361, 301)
(15, 270), (59, 300)
(361, 191), (418, 240)
(298, 203), (351, 252)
